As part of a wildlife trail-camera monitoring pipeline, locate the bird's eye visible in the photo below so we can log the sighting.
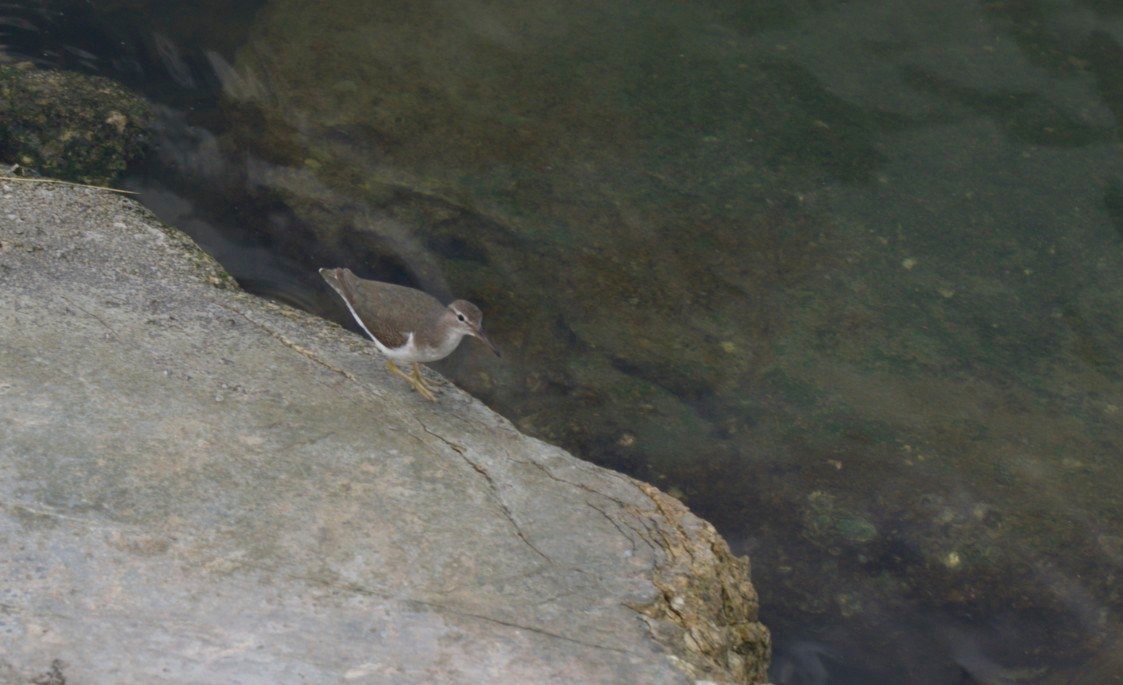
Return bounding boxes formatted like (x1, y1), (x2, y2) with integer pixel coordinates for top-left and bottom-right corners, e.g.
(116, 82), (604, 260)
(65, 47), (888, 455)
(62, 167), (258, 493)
(457, 313), (466, 322)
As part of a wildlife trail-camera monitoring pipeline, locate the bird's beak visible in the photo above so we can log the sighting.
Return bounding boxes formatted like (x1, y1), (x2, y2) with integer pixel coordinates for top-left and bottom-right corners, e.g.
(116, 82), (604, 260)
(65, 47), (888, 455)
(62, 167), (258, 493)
(473, 328), (500, 357)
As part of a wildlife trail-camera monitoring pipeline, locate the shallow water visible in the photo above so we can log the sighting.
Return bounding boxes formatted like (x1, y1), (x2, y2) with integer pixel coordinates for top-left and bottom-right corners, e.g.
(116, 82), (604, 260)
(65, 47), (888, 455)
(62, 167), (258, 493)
(4, 1), (1122, 682)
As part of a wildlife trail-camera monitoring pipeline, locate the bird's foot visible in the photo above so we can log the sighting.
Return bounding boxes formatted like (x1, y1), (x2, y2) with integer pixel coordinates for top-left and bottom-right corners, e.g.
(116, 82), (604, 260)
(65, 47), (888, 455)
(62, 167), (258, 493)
(386, 360), (437, 401)
(409, 362), (439, 401)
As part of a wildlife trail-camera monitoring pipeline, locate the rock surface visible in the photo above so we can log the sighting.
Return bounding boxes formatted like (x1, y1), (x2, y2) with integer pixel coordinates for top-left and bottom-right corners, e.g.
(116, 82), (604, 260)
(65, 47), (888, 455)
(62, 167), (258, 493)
(0, 181), (769, 683)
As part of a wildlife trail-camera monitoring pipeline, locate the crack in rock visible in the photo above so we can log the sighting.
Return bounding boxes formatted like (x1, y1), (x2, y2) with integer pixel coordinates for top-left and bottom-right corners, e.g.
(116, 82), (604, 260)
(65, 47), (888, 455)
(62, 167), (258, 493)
(419, 423), (553, 564)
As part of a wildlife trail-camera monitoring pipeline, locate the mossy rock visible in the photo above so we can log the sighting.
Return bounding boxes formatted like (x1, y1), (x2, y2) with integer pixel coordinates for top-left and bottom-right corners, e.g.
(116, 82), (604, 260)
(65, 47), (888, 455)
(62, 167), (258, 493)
(0, 63), (151, 185)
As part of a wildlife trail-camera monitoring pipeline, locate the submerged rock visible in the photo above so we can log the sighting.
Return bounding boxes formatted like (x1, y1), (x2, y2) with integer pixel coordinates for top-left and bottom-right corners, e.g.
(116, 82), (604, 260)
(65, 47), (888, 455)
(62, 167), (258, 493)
(0, 63), (150, 185)
(222, 0), (827, 485)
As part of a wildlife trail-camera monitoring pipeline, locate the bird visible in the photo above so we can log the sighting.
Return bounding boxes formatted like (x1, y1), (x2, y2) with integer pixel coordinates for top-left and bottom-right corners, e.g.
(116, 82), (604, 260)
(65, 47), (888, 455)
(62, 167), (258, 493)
(319, 267), (499, 401)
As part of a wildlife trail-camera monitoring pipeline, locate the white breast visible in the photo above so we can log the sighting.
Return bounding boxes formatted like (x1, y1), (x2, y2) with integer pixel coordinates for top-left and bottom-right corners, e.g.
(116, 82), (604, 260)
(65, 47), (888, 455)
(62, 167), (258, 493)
(377, 329), (468, 363)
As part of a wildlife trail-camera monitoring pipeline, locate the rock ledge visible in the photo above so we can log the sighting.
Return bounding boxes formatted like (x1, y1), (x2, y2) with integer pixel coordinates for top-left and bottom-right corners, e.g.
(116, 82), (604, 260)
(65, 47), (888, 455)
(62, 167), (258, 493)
(0, 181), (769, 684)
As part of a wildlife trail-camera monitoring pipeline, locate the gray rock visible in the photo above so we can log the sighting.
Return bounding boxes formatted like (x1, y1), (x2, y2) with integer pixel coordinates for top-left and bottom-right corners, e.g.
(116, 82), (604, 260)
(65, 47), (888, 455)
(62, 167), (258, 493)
(0, 180), (769, 683)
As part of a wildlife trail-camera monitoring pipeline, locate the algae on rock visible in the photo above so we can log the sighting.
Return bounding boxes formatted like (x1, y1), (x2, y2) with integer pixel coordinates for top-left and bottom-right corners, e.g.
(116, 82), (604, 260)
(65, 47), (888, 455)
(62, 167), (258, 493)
(0, 63), (151, 185)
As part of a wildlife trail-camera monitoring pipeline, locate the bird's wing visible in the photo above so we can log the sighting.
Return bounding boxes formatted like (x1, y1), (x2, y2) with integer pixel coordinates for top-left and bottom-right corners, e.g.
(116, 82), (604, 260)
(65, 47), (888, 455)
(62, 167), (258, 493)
(321, 268), (411, 349)
(348, 271), (454, 351)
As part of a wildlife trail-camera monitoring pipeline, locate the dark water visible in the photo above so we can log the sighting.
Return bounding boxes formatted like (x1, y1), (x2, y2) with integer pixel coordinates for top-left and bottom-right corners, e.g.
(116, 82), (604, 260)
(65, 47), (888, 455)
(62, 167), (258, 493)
(5, 1), (1123, 683)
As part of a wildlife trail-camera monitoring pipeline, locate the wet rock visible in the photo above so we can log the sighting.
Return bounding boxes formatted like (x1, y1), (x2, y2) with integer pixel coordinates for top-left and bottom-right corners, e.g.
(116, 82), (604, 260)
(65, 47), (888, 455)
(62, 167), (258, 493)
(0, 63), (150, 185)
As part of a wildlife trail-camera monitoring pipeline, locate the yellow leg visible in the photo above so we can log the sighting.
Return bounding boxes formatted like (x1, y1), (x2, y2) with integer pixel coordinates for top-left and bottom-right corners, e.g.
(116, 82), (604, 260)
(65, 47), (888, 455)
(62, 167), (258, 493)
(412, 364), (438, 401)
(386, 360), (437, 401)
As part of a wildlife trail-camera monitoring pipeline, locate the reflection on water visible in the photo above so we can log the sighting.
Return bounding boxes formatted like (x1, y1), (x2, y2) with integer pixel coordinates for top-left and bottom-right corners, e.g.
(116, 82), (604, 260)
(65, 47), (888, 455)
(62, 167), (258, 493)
(5, 0), (1123, 682)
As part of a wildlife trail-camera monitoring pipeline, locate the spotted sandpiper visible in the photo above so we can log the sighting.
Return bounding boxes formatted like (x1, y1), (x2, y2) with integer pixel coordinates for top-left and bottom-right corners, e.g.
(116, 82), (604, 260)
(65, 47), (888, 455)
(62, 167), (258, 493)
(319, 267), (499, 401)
